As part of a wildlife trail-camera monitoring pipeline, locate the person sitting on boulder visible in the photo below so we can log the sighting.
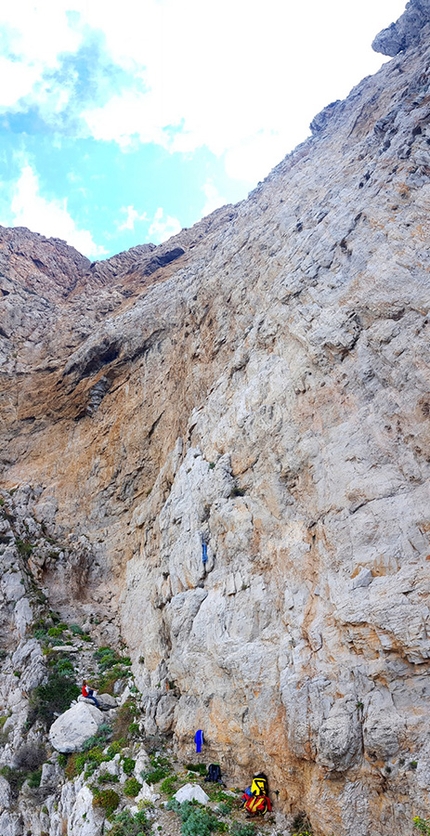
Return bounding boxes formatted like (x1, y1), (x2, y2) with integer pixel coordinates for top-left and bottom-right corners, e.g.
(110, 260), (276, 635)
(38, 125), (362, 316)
(81, 680), (100, 708)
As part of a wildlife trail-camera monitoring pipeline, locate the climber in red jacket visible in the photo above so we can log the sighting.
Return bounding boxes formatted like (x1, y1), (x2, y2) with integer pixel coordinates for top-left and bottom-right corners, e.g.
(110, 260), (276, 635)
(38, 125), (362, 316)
(81, 680), (100, 708)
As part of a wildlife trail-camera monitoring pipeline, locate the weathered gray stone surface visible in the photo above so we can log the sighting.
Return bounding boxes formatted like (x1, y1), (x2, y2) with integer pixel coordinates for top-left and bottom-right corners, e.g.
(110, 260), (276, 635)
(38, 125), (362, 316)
(1, 7), (430, 836)
(0, 811), (22, 836)
(0, 776), (11, 811)
(49, 703), (105, 753)
(373, 0), (430, 55)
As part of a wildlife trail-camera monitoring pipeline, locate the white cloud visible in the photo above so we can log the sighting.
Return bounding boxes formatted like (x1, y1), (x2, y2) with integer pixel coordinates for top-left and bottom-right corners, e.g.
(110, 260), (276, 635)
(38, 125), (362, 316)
(0, 2), (82, 108)
(0, 0), (408, 187)
(0, 2), (81, 65)
(7, 164), (107, 258)
(117, 205), (148, 231)
(201, 181), (227, 216)
(0, 57), (40, 108)
(76, 0), (407, 181)
(147, 208), (181, 244)
(116, 204), (181, 242)
(224, 133), (297, 186)
(81, 90), (170, 149)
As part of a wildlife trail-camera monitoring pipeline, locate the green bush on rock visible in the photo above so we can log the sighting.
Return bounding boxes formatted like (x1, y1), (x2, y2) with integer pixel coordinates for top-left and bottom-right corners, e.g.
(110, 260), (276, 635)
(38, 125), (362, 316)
(122, 756), (136, 775)
(414, 817), (430, 835)
(167, 800), (224, 836)
(108, 809), (150, 835)
(82, 724), (113, 752)
(230, 824), (257, 836)
(124, 776), (142, 797)
(159, 774), (179, 796)
(65, 744), (110, 780)
(92, 788), (120, 817)
(28, 673), (79, 728)
(141, 753), (172, 784)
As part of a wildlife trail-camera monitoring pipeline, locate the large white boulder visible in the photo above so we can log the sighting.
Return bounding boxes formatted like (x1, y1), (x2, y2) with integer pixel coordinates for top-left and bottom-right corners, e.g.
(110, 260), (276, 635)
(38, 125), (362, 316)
(49, 702), (105, 753)
(173, 783), (209, 804)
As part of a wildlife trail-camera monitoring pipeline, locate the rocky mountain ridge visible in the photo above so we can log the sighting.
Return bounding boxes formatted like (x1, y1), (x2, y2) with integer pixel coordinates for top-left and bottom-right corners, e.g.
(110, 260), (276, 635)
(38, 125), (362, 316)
(1, 3), (430, 834)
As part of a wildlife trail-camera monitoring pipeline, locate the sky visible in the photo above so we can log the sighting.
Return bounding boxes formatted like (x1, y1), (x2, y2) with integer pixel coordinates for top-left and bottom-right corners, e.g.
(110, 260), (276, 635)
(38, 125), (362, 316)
(0, 0), (407, 260)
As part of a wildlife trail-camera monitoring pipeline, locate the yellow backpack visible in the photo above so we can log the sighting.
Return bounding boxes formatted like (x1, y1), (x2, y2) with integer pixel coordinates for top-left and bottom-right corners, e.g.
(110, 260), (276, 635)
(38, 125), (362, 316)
(250, 773), (268, 796)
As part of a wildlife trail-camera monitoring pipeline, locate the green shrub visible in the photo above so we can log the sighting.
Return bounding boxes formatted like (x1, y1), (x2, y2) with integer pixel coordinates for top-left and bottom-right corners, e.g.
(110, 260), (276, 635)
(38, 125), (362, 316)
(141, 764), (170, 784)
(83, 746), (110, 778)
(93, 646), (133, 693)
(65, 744), (110, 779)
(124, 776), (142, 797)
(47, 626), (64, 638)
(28, 674), (79, 728)
(216, 802), (231, 817)
(16, 538), (33, 558)
(170, 800), (222, 836)
(92, 788), (120, 817)
(206, 788), (234, 805)
(160, 774), (179, 796)
(82, 724), (112, 751)
(106, 740), (123, 758)
(52, 658), (75, 677)
(34, 628), (49, 640)
(101, 647), (120, 667)
(98, 772), (119, 784)
(230, 824), (257, 836)
(128, 722), (140, 738)
(27, 768), (42, 788)
(141, 752), (172, 785)
(108, 809), (150, 835)
(94, 646), (120, 670)
(122, 757), (136, 775)
(69, 624), (84, 635)
(414, 818), (430, 835)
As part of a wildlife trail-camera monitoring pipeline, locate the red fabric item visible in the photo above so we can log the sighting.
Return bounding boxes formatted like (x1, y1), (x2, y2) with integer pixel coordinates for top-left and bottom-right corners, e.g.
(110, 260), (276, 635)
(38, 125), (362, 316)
(244, 794), (272, 815)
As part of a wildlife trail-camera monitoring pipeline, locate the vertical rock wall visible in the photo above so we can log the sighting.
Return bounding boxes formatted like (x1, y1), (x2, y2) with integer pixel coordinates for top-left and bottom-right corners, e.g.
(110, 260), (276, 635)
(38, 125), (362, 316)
(1, 7), (430, 834)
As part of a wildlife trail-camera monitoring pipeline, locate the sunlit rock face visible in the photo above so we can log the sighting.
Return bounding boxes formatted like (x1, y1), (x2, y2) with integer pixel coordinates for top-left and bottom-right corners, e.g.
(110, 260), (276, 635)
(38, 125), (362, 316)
(1, 6), (430, 834)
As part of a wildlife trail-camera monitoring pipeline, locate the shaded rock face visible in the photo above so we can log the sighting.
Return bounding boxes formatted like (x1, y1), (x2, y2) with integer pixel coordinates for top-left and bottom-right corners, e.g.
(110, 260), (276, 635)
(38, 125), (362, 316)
(1, 10), (430, 836)
(372, 0), (430, 55)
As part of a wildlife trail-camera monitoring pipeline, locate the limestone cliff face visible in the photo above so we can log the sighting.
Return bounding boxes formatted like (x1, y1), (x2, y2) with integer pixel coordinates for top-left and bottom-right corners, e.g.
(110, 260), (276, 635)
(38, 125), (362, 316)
(1, 7), (430, 835)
